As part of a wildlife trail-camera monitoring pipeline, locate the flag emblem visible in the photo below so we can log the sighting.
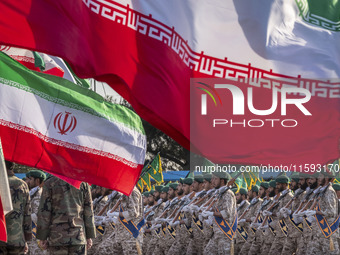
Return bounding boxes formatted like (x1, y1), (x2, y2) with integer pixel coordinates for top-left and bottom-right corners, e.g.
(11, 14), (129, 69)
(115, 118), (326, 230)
(53, 111), (77, 135)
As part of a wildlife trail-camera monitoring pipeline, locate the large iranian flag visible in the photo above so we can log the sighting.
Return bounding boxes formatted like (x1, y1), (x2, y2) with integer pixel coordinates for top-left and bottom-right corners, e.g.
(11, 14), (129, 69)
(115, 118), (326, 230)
(0, 53), (146, 195)
(0, 0), (339, 167)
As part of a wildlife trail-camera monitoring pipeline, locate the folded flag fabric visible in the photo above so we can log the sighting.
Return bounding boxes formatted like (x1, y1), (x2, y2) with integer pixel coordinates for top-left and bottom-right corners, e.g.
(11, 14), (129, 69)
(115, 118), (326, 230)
(0, 53), (146, 195)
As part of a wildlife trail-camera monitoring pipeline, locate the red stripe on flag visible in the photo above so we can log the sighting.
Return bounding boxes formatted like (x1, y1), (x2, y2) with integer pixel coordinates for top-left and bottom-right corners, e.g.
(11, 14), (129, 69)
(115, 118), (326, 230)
(0, 124), (142, 195)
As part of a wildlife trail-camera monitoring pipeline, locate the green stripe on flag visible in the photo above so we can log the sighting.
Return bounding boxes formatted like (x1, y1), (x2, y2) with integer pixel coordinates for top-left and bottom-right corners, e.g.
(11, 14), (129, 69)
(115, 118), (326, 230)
(0, 53), (145, 135)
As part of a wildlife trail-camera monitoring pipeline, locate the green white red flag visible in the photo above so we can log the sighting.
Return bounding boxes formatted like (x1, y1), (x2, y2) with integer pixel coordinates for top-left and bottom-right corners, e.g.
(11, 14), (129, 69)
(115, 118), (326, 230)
(0, 53), (146, 195)
(0, 0), (339, 168)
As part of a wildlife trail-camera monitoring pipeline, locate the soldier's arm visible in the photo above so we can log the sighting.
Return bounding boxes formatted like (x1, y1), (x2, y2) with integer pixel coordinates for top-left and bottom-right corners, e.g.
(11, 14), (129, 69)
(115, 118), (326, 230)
(215, 191), (234, 219)
(83, 183), (96, 239)
(317, 190), (337, 218)
(36, 181), (52, 240)
(23, 183), (32, 241)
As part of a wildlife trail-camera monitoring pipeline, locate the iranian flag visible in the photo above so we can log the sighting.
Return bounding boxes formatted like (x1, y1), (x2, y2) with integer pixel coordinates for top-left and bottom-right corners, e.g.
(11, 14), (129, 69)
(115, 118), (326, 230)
(0, 53), (146, 195)
(0, 0), (339, 167)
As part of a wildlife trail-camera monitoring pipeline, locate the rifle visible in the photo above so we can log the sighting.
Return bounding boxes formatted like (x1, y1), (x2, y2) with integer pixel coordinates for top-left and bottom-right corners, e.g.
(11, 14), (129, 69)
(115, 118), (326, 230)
(259, 194), (281, 227)
(171, 192), (196, 223)
(157, 197), (180, 219)
(144, 199), (164, 221)
(193, 189), (215, 206)
(280, 188), (304, 212)
(296, 187), (322, 213)
(201, 172), (241, 211)
(108, 196), (124, 214)
(185, 190), (207, 207)
(252, 197), (272, 224)
(97, 191), (120, 216)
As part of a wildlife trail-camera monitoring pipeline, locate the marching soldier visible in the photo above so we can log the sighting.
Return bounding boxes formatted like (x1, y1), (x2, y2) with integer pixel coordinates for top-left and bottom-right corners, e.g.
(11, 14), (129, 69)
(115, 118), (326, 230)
(152, 186), (170, 255)
(146, 185), (164, 255)
(185, 175), (206, 255)
(201, 173), (214, 250)
(262, 175), (293, 255)
(260, 180), (278, 254)
(111, 185), (143, 255)
(25, 170), (46, 255)
(238, 185), (261, 254)
(234, 188), (249, 254)
(306, 171), (339, 254)
(280, 173), (306, 255)
(333, 183), (340, 251)
(142, 191), (152, 255)
(167, 178), (193, 255)
(294, 172), (319, 255)
(203, 172), (237, 255)
(0, 161), (32, 255)
(248, 181), (271, 255)
(96, 190), (121, 255)
(36, 175), (96, 254)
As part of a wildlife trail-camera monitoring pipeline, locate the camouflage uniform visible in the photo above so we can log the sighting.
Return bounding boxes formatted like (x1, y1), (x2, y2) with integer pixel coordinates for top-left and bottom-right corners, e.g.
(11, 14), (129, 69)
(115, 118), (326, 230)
(142, 205), (152, 255)
(268, 189), (293, 255)
(280, 189), (305, 255)
(88, 195), (109, 255)
(234, 200), (250, 254)
(248, 197), (272, 255)
(95, 193), (121, 255)
(27, 186), (45, 255)
(166, 204), (192, 255)
(307, 183), (339, 255)
(145, 203), (164, 255)
(295, 187), (319, 255)
(260, 198), (278, 255)
(238, 198), (261, 254)
(152, 202), (175, 255)
(111, 187), (143, 255)
(186, 191), (211, 255)
(204, 189), (237, 255)
(36, 177), (96, 254)
(0, 175), (32, 255)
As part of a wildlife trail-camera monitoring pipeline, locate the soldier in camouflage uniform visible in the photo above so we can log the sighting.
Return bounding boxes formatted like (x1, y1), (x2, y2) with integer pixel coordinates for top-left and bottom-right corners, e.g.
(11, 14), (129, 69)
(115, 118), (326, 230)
(111, 186), (143, 255)
(145, 185), (164, 255)
(0, 161), (32, 255)
(234, 188), (249, 254)
(248, 181), (271, 255)
(95, 190), (121, 255)
(260, 180), (277, 255)
(26, 170), (46, 255)
(201, 173), (214, 251)
(36, 175), (96, 255)
(152, 186), (170, 255)
(185, 175), (206, 255)
(167, 178), (193, 255)
(280, 173), (306, 255)
(142, 192), (152, 255)
(294, 173), (318, 255)
(333, 183), (340, 251)
(203, 172), (237, 255)
(238, 185), (261, 254)
(306, 171), (340, 254)
(262, 175), (293, 255)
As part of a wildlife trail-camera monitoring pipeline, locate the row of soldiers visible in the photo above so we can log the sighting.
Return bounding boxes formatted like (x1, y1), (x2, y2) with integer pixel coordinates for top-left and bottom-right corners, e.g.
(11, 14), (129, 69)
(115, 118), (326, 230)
(3, 162), (340, 255)
(89, 170), (340, 255)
